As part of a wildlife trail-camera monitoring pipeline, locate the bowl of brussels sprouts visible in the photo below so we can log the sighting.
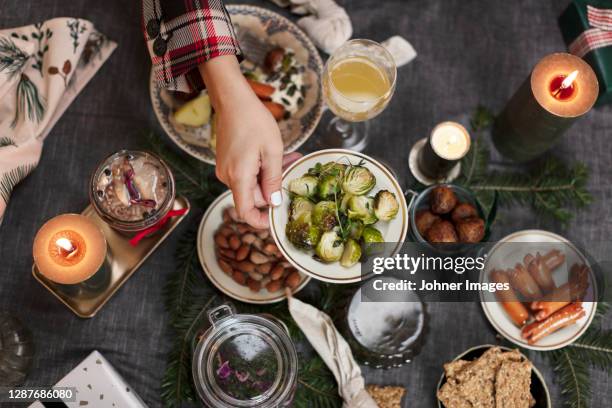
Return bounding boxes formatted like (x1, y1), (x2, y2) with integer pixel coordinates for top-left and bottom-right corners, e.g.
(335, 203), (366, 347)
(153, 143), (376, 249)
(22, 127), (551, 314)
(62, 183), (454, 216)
(269, 149), (409, 283)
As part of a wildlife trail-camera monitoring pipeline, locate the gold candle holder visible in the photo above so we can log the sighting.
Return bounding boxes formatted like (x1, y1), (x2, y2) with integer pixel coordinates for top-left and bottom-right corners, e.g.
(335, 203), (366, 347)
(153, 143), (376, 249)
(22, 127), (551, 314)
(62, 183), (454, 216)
(492, 53), (598, 162)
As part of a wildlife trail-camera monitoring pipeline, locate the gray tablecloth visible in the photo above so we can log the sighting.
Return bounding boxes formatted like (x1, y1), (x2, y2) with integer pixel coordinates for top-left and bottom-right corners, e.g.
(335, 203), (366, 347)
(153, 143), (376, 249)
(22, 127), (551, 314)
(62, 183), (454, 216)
(1, 0), (611, 407)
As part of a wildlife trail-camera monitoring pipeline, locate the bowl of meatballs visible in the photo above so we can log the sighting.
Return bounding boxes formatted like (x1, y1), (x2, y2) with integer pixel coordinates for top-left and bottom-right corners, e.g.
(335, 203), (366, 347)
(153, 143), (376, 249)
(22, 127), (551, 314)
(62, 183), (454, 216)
(409, 184), (493, 251)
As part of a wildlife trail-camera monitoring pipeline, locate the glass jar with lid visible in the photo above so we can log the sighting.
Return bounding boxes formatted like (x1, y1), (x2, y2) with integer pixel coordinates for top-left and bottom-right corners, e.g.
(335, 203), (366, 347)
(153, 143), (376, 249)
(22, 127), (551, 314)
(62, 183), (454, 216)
(192, 304), (298, 407)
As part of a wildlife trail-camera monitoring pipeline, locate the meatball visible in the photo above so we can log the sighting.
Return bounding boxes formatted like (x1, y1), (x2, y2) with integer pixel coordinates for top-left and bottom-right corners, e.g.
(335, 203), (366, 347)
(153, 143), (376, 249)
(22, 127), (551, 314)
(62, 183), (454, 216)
(451, 202), (478, 223)
(456, 217), (485, 243)
(425, 220), (458, 243)
(430, 186), (458, 214)
(415, 210), (441, 238)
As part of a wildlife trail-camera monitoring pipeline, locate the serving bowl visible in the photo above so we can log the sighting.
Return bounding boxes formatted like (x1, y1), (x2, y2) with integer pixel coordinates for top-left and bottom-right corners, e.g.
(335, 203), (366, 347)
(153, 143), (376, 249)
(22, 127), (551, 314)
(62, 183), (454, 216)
(436, 344), (551, 408)
(197, 190), (310, 304)
(150, 5), (324, 165)
(408, 184), (494, 254)
(269, 149), (409, 284)
(480, 230), (597, 351)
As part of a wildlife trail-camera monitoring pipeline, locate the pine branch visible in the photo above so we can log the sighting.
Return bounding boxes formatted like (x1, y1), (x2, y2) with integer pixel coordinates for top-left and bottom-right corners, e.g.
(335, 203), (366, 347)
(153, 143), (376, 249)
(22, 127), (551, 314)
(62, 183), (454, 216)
(457, 106), (592, 224)
(0, 163), (36, 203)
(546, 349), (591, 408)
(0, 37), (29, 78)
(567, 329), (612, 370)
(293, 357), (342, 408)
(0, 137), (16, 148)
(163, 229), (201, 327)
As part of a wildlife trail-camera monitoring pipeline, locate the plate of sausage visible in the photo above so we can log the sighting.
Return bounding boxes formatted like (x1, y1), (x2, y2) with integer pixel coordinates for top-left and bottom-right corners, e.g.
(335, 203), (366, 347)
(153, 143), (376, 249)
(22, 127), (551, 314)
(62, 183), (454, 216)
(480, 230), (597, 351)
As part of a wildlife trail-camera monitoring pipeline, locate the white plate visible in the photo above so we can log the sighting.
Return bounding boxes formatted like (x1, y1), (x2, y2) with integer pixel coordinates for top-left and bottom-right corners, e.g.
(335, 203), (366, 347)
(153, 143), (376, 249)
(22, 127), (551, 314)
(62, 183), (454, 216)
(197, 190), (311, 304)
(480, 230), (597, 351)
(150, 5), (324, 165)
(269, 149), (409, 284)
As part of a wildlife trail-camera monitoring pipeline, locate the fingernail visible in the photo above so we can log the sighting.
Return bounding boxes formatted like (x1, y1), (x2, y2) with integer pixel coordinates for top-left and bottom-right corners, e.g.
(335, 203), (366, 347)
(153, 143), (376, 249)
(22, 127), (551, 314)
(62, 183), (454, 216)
(270, 191), (282, 207)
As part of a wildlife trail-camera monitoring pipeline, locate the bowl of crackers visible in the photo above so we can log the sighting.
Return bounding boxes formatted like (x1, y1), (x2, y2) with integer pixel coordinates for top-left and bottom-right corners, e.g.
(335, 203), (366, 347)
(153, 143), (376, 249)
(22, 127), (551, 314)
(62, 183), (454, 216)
(436, 345), (550, 408)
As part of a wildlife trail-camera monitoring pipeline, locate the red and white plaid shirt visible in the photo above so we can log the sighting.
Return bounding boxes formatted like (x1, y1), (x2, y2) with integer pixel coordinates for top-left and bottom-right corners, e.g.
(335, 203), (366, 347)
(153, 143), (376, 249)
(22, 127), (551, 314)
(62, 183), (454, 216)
(142, 0), (242, 93)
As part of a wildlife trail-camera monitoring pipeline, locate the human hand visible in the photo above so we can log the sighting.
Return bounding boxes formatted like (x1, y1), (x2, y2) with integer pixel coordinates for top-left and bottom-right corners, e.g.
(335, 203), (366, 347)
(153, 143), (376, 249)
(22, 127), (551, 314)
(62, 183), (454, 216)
(199, 56), (300, 229)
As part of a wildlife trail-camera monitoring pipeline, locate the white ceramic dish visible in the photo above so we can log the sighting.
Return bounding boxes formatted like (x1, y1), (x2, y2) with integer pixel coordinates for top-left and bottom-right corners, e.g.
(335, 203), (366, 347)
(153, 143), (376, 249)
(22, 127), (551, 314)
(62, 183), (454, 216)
(150, 5), (324, 165)
(480, 229), (597, 351)
(197, 190), (311, 304)
(269, 149), (409, 284)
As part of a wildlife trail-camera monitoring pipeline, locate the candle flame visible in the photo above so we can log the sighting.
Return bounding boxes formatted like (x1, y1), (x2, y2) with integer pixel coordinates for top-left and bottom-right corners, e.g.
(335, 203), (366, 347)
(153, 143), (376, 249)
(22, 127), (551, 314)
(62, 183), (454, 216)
(55, 237), (79, 259)
(56, 237), (74, 252)
(561, 70), (579, 89)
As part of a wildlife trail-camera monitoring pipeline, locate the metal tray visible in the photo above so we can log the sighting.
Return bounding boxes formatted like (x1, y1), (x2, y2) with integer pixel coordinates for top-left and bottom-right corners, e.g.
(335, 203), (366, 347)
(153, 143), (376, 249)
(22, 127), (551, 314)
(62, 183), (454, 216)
(32, 196), (190, 318)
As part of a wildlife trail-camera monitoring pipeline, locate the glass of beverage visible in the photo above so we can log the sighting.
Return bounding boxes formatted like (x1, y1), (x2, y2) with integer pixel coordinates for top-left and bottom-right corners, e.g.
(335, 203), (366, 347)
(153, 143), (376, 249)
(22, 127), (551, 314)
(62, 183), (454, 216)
(320, 39), (397, 151)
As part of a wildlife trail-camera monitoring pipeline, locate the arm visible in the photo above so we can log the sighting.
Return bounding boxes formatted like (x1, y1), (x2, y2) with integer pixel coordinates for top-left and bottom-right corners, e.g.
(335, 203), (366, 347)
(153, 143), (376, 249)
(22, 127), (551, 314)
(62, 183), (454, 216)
(142, 0), (294, 228)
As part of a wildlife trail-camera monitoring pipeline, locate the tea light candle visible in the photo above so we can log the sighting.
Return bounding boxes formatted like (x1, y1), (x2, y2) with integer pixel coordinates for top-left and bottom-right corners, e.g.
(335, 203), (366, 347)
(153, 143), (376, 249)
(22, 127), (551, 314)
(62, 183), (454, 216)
(418, 121), (471, 179)
(493, 53), (598, 162)
(33, 214), (107, 284)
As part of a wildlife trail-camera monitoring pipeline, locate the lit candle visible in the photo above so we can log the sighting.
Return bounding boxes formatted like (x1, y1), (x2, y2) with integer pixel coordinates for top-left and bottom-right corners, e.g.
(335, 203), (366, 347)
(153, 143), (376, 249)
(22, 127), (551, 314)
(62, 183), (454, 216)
(418, 121), (471, 179)
(492, 53), (598, 162)
(33, 214), (107, 284)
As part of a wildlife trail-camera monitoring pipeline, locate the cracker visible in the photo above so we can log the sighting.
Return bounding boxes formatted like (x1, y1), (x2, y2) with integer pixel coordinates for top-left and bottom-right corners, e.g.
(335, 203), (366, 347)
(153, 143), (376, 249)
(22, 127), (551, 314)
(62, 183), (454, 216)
(495, 360), (533, 408)
(366, 385), (406, 408)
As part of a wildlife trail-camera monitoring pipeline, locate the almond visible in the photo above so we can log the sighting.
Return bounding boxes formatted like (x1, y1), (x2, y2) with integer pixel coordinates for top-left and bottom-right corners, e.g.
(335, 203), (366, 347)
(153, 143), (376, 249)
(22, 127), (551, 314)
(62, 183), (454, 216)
(232, 271), (247, 285)
(247, 278), (262, 292)
(270, 264), (285, 280)
(266, 280), (282, 292)
(284, 270), (301, 289)
(229, 235), (241, 250)
(236, 245), (250, 261)
(250, 251), (269, 265)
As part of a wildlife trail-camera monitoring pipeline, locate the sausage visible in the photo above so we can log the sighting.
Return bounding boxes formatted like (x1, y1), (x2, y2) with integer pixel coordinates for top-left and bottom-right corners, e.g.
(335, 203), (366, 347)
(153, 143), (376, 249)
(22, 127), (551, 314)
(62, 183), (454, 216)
(246, 79), (275, 99)
(521, 302), (585, 344)
(490, 270), (530, 326)
(530, 299), (570, 321)
(524, 253), (556, 294)
(507, 264), (543, 300)
(541, 249), (565, 271)
(530, 263), (589, 321)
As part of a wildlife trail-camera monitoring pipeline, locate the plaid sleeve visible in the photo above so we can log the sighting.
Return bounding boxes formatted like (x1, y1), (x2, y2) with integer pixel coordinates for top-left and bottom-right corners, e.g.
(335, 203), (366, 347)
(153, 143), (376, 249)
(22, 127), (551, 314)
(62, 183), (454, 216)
(142, 0), (242, 93)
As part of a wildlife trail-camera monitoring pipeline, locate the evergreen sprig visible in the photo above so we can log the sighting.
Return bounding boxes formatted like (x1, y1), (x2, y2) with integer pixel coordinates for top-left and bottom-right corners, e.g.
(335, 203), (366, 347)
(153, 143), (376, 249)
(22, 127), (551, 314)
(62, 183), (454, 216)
(537, 303), (612, 408)
(294, 358), (343, 408)
(457, 106), (592, 224)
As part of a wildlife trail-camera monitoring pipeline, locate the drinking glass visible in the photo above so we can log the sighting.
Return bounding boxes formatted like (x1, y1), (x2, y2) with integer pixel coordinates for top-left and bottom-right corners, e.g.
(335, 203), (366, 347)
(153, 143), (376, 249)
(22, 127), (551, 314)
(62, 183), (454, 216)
(320, 39), (397, 151)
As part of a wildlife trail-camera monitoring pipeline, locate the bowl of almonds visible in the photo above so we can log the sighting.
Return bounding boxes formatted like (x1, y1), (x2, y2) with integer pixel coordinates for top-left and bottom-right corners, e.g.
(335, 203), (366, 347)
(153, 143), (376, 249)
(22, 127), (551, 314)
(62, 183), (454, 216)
(198, 190), (311, 304)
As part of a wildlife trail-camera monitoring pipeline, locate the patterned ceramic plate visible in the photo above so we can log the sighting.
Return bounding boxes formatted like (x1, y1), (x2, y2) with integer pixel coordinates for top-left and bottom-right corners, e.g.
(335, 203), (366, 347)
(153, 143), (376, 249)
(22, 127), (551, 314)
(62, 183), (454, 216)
(269, 149), (409, 284)
(197, 190), (311, 304)
(480, 230), (597, 351)
(150, 5), (324, 165)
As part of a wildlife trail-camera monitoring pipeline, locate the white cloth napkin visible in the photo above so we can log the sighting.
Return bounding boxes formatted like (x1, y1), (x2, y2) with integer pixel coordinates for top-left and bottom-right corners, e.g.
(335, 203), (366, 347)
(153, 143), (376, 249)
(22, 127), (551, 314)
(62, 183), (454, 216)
(287, 292), (378, 408)
(0, 18), (116, 226)
(269, 0), (352, 54)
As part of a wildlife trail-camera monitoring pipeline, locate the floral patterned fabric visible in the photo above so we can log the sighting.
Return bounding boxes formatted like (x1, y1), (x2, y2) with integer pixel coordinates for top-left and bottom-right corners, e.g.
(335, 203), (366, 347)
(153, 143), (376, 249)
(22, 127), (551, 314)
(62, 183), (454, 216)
(0, 18), (116, 226)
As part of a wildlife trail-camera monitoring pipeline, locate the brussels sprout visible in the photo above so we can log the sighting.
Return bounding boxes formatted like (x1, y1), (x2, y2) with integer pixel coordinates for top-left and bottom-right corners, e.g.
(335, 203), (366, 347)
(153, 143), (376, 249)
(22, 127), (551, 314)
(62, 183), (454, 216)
(317, 174), (340, 200)
(339, 193), (353, 212)
(315, 231), (344, 262)
(312, 201), (338, 231)
(347, 195), (377, 225)
(340, 239), (362, 267)
(342, 166), (376, 196)
(347, 220), (364, 240)
(362, 226), (384, 243)
(309, 162), (347, 178)
(373, 190), (399, 221)
(290, 196), (314, 221)
(286, 215), (321, 249)
(321, 162), (347, 177)
(288, 175), (318, 197)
